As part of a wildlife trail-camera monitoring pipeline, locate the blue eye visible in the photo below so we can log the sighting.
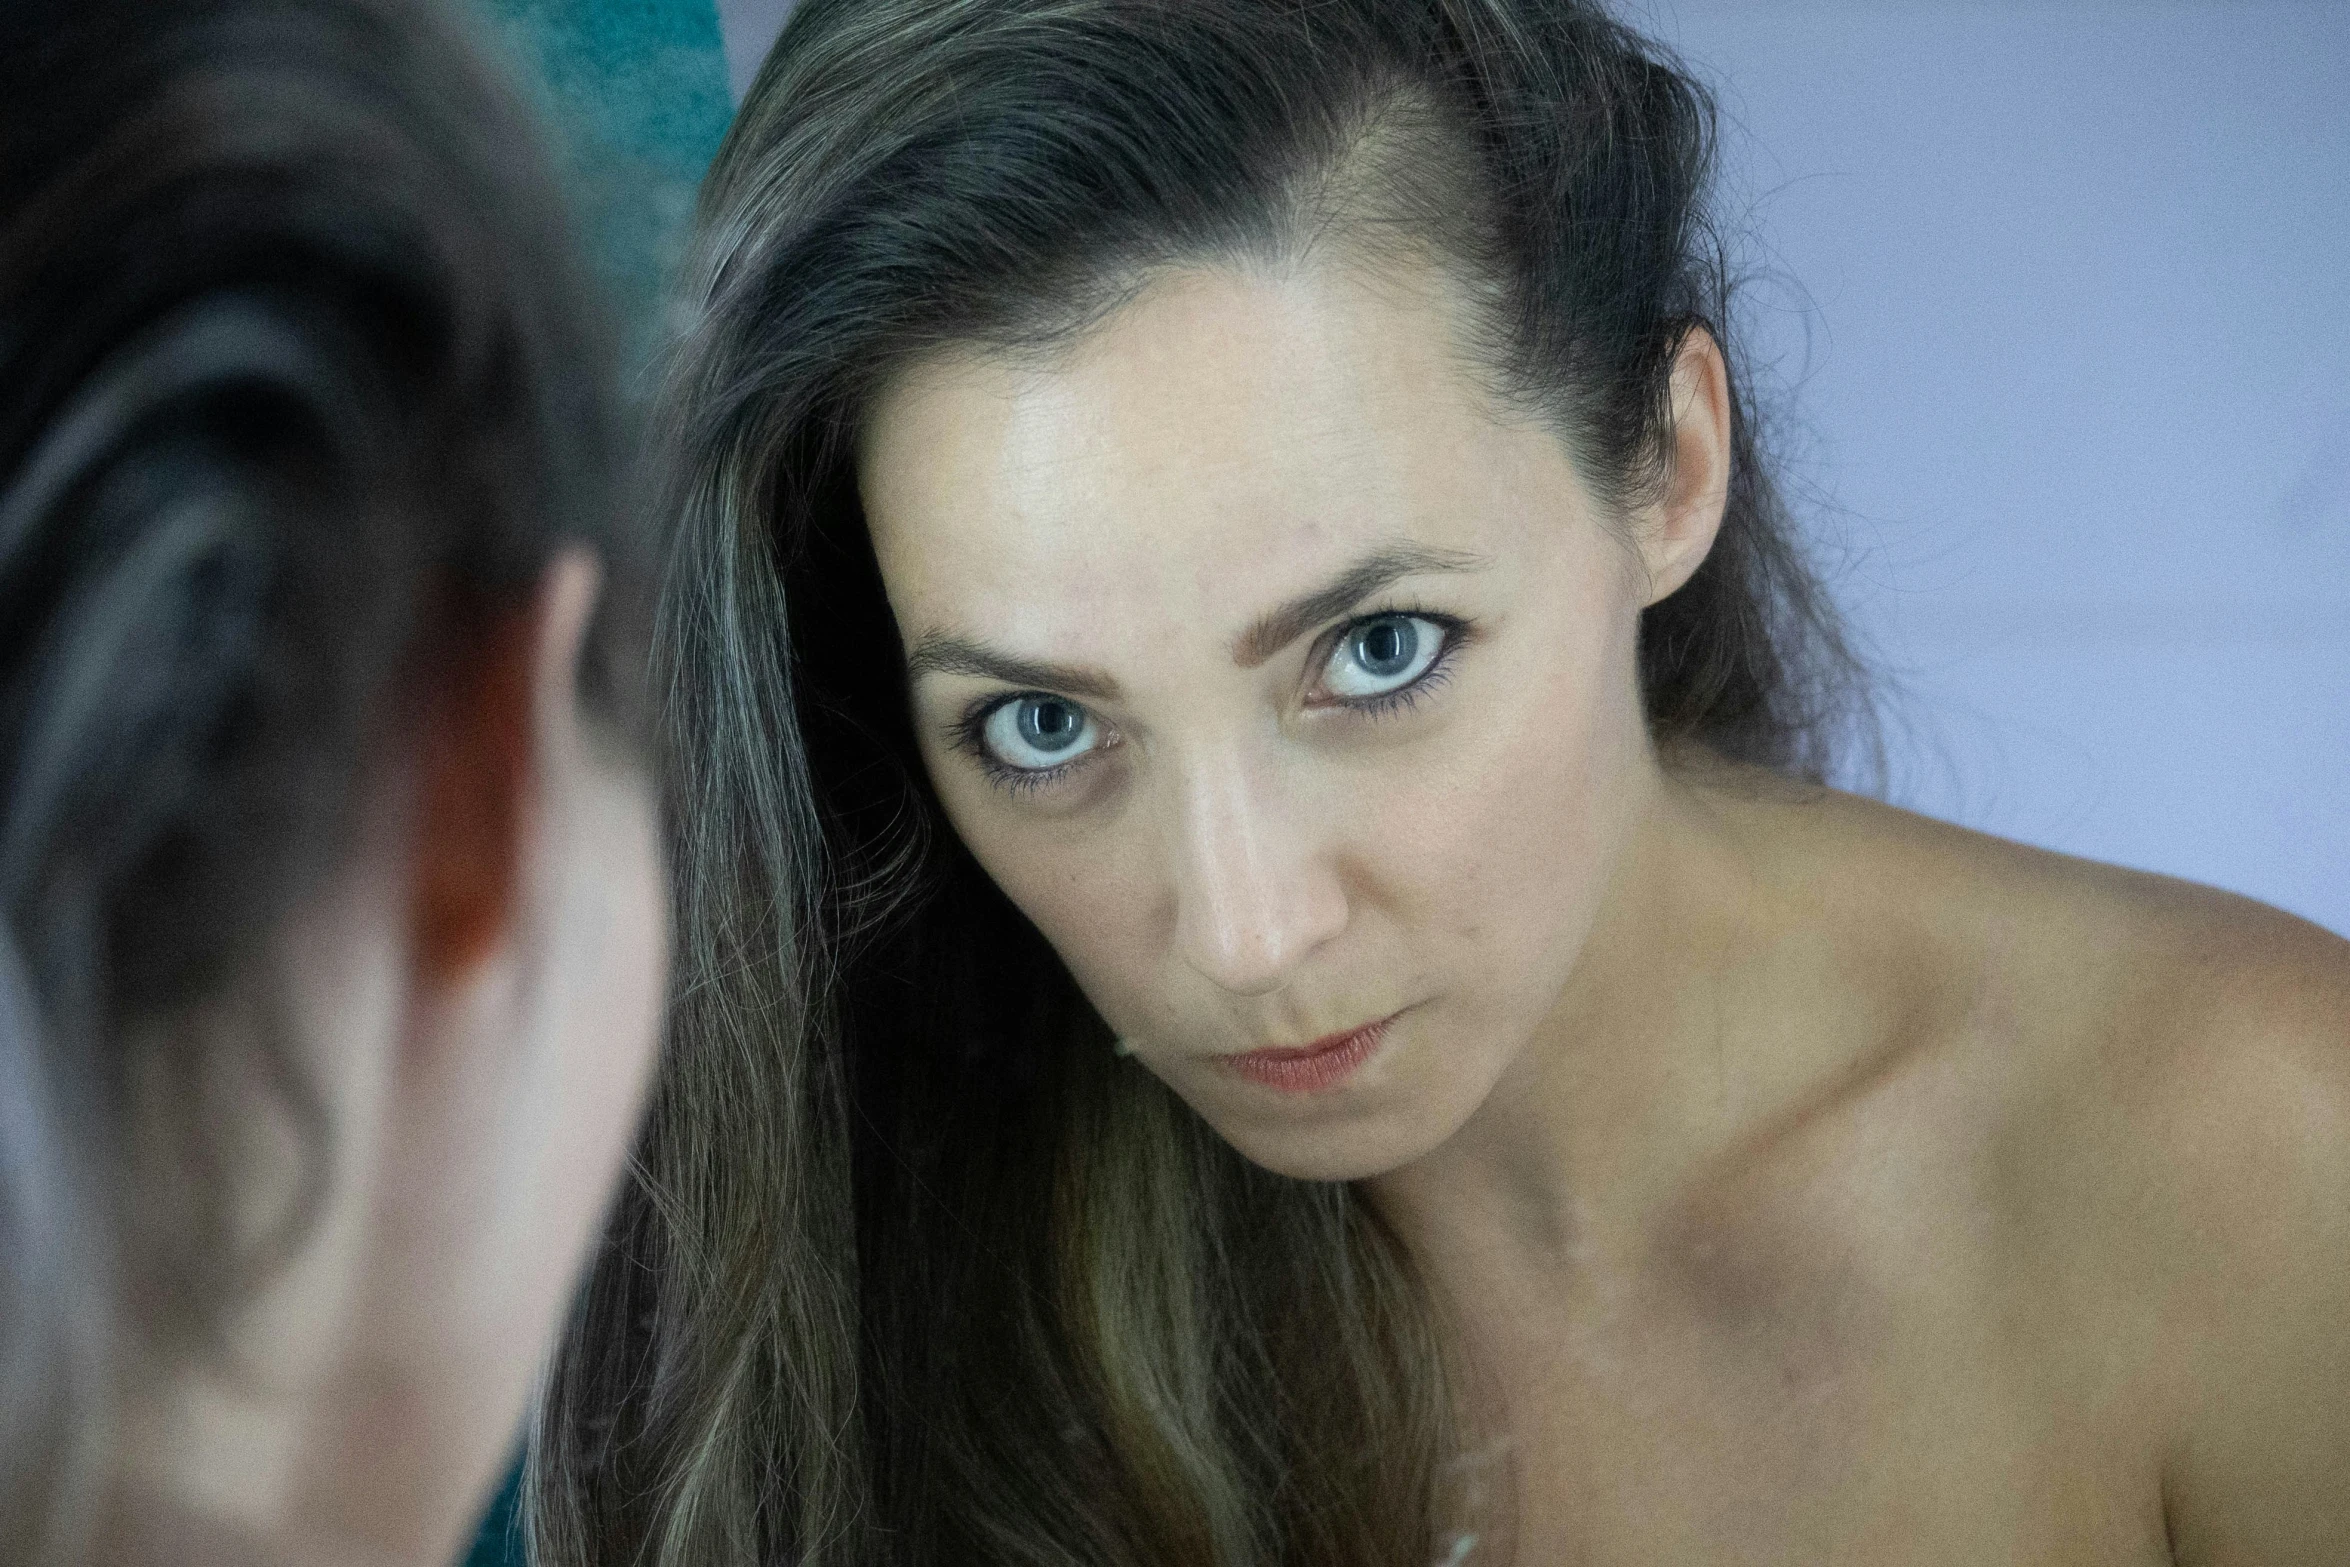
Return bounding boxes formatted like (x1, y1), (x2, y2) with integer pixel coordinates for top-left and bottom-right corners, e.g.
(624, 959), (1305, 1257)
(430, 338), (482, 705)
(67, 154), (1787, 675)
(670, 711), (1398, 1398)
(1324, 614), (1443, 699)
(980, 694), (1100, 771)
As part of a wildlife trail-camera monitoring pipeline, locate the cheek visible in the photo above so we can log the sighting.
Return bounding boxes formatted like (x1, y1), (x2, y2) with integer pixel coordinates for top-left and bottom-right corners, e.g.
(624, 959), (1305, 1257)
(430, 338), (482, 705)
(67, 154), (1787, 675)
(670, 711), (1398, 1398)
(1360, 592), (1645, 1024)
(932, 780), (1166, 1030)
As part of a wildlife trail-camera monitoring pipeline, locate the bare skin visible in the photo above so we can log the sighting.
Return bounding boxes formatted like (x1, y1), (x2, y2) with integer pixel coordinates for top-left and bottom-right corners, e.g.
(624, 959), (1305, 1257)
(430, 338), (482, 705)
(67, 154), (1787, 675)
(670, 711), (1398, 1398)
(859, 250), (2350, 1563)
(1386, 777), (2350, 1564)
(98, 555), (669, 1567)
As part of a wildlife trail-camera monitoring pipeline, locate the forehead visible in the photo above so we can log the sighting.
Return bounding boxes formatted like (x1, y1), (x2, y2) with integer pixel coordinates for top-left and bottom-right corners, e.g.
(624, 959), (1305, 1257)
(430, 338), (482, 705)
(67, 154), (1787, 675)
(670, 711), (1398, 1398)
(857, 258), (1580, 655)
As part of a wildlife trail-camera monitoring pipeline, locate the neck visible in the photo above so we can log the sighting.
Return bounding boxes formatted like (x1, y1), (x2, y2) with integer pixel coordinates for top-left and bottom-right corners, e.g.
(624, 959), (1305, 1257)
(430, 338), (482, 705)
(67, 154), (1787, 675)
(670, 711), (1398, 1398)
(105, 1322), (497, 1567)
(1365, 749), (1807, 1287)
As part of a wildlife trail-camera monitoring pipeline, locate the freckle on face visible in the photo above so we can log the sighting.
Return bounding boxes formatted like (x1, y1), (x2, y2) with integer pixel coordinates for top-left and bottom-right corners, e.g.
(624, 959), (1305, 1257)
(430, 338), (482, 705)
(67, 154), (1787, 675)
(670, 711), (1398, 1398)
(859, 255), (1656, 1181)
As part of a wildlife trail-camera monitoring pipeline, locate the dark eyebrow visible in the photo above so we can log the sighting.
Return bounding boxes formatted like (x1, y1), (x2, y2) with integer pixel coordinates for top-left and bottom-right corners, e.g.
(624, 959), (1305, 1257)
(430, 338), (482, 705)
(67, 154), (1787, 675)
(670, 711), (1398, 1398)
(902, 632), (1123, 701)
(902, 541), (1486, 699)
(1232, 542), (1488, 668)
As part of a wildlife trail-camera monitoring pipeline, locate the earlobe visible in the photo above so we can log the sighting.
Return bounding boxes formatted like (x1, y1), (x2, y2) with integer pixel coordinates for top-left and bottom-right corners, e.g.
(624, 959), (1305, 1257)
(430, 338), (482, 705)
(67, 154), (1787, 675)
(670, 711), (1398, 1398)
(408, 549), (602, 982)
(1638, 326), (1734, 607)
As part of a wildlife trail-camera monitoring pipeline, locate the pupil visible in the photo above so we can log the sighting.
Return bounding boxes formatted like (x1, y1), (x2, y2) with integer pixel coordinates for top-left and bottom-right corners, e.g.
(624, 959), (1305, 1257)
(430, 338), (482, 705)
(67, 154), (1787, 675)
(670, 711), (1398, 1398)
(1020, 699), (1079, 751)
(1357, 618), (1415, 676)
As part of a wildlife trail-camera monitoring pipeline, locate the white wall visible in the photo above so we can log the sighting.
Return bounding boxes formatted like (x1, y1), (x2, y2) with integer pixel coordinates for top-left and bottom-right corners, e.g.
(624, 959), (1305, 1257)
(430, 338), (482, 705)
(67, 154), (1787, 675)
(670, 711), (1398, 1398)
(715, 0), (793, 101)
(715, 0), (2350, 936)
(1642, 0), (2349, 935)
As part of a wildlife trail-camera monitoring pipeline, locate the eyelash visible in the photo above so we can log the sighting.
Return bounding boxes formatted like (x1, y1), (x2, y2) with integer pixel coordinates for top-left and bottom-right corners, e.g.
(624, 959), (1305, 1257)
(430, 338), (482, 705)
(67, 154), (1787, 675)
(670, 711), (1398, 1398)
(948, 702), (1091, 796)
(951, 604), (1471, 796)
(1310, 603), (1466, 719)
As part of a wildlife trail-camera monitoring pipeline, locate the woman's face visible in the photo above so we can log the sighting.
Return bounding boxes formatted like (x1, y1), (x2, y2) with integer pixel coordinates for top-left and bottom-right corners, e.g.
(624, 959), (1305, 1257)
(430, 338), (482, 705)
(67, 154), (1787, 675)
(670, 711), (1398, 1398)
(861, 255), (1679, 1181)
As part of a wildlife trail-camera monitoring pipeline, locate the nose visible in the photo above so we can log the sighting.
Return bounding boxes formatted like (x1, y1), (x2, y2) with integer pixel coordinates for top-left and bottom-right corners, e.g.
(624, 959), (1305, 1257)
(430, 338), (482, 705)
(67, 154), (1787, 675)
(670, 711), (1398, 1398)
(1168, 748), (1347, 996)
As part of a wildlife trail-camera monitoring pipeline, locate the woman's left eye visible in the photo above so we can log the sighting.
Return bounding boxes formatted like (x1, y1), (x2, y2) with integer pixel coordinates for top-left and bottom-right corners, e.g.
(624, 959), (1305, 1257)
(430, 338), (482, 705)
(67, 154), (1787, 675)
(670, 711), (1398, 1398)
(1320, 613), (1447, 700)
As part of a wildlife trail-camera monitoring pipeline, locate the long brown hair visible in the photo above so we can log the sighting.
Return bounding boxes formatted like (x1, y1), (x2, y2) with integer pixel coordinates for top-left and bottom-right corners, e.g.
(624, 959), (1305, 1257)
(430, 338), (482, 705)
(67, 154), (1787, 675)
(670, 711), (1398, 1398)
(535, 2), (1865, 1561)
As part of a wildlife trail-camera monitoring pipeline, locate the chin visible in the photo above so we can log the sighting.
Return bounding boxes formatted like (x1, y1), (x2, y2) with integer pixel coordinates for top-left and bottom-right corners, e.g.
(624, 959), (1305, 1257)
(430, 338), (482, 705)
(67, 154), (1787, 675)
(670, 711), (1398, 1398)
(1191, 1095), (1462, 1184)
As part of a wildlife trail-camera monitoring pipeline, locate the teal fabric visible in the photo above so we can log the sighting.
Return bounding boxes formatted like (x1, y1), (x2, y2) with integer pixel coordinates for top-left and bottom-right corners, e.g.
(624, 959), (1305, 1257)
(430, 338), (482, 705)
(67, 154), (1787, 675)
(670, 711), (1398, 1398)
(463, 1454), (525, 1567)
(472, 0), (734, 359)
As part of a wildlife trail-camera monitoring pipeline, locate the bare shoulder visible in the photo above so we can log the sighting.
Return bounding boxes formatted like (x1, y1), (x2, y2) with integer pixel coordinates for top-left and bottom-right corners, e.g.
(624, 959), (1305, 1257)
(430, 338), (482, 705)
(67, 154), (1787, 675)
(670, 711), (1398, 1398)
(1769, 782), (2350, 1090)
(1796, 789), (2350, 1559)
(1652, 777), (2348, 1553)
(1948, 812), (2350, 1208)
(2115, 875), (2350, 1185)
(1694, 774), (2350, 1175)
(2019, 858), (2350, 1562)
(1807, 788), (2350, 1225)
(2037, 854), (2350, 1308)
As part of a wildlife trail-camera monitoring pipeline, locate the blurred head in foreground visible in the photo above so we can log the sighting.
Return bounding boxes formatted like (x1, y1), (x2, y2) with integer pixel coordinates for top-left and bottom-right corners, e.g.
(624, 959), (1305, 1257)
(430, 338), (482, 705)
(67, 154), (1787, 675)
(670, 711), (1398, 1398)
(0, 0), (666, 1562)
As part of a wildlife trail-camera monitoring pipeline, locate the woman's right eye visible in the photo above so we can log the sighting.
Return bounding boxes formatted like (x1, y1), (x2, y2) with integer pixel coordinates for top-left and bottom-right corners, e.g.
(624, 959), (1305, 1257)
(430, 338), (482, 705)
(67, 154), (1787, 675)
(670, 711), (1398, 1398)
(978, 694), (1102, 773)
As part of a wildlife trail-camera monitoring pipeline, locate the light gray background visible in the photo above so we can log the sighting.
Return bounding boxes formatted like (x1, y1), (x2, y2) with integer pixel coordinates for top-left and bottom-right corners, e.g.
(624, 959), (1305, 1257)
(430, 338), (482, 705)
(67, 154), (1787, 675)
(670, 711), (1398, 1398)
(715, 0), (2350, 937)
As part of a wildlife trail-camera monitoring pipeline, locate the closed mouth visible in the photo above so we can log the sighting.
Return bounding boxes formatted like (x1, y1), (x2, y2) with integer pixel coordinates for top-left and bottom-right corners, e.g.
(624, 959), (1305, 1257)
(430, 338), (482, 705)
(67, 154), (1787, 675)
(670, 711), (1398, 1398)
(1222, 1013), (1400, 1093)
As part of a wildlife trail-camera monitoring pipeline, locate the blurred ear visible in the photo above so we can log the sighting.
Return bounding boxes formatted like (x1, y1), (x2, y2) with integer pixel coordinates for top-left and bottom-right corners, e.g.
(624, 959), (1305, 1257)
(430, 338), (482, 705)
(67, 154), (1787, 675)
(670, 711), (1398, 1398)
(408, 549), (601, 982)
(1635, 325), (1733, 606)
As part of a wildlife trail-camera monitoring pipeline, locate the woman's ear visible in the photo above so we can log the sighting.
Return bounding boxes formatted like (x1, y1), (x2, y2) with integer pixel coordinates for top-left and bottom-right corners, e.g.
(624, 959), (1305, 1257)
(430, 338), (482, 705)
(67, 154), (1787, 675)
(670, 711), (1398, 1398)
(409, 549), (602, 982)
(1635, 325), (1733, 606)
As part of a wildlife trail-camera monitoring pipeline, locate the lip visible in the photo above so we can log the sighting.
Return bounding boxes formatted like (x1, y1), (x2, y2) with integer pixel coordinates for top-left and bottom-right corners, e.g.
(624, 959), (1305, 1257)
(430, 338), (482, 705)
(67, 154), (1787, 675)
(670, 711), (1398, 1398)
(1222, 1013), (1399, 1094)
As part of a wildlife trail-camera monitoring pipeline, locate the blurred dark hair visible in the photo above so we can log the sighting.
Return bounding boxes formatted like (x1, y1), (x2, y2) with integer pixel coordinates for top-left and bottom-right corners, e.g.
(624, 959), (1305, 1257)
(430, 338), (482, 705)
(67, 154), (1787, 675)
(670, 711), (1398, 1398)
(0, 0), (646, 1557)
(539, 1), (1867, 1563)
